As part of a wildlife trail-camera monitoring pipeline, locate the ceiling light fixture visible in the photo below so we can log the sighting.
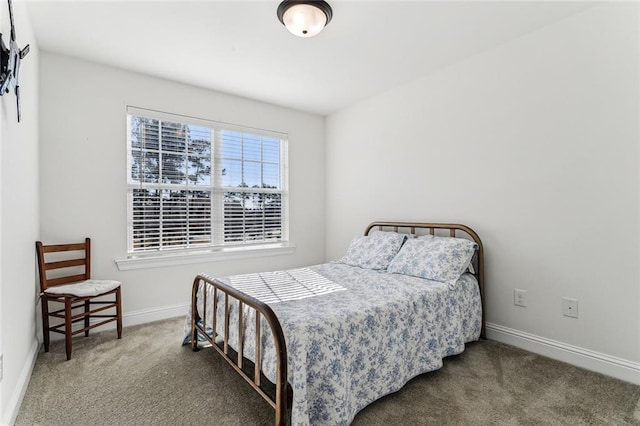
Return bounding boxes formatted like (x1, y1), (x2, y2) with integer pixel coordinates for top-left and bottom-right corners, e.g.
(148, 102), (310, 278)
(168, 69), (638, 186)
(277, 1), (333, 38)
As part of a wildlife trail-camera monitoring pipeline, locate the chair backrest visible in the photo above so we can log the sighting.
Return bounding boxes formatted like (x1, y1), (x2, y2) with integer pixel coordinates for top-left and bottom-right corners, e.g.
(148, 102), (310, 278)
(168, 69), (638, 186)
(35, 238), (91, 293)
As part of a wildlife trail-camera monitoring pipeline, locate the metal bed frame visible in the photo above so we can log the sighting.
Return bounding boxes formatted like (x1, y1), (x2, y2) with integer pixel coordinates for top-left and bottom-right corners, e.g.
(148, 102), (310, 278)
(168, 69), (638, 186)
(190, 221), (485, 426)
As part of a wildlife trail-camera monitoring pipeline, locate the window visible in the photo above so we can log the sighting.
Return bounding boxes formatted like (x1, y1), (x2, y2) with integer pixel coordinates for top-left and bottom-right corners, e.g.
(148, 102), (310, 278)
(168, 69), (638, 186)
(126, 107), (288, 256)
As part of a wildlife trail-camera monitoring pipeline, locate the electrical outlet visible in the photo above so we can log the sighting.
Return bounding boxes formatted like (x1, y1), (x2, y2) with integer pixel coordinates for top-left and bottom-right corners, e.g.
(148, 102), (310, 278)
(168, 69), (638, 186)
(562, 297), (578, 318)
(514, 289), (527, 307)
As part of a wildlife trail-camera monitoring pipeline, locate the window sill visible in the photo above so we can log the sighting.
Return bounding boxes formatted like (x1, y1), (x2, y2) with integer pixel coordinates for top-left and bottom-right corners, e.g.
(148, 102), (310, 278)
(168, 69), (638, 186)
(114, 243), (296, 271)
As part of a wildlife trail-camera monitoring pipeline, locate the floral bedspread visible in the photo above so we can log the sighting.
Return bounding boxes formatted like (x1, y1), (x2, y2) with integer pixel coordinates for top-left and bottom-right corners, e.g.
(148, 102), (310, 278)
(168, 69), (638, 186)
(183, 263), (481, 425)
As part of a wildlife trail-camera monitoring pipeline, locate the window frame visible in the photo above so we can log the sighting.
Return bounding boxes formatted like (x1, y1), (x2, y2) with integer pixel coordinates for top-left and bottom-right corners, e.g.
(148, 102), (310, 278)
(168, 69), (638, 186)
(118, 106), (291, 269)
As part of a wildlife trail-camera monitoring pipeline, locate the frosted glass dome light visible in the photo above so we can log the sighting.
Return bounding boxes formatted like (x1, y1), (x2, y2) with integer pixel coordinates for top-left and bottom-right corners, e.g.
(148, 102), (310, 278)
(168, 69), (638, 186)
(277, 1), (333, 38)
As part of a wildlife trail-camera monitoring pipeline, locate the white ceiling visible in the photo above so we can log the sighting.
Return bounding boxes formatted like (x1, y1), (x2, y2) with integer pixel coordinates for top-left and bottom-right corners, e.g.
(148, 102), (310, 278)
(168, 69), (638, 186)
(26, 1), (593, 116)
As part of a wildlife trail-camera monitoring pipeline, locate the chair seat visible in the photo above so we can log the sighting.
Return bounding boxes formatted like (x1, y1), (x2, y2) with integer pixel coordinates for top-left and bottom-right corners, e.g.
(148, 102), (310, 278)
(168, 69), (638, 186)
(44, 279), (121, 297)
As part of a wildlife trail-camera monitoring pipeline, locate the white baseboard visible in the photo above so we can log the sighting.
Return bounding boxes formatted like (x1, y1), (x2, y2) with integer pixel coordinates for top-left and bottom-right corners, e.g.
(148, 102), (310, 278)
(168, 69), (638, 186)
(4, 337), (39, 426)
(122, 302), (189, 327)
(48, 302), (190, 340)
(486, 322), (640, 386)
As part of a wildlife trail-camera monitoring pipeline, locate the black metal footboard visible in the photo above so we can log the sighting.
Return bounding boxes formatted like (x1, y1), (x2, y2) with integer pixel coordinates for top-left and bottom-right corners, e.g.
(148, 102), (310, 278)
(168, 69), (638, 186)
(190, 274), (288, 426)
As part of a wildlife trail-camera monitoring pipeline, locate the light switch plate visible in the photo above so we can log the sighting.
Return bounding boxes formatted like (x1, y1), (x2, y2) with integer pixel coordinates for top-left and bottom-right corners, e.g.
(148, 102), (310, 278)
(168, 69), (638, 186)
(562, 297), (578, 318)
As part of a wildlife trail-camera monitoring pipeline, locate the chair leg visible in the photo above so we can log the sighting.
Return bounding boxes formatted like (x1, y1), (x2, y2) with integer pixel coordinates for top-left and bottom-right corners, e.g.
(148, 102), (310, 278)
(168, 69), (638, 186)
(84, 300), (90, 337)
(64, 297), (73, 360)
(41, 297), (50, 353)
(116, 287), (123, 339)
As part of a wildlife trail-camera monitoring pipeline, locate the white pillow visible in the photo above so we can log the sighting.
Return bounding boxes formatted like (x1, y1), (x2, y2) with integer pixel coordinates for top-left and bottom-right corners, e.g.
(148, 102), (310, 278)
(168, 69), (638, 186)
(338, 231), (407, 270)
(387, 235), (477, 284)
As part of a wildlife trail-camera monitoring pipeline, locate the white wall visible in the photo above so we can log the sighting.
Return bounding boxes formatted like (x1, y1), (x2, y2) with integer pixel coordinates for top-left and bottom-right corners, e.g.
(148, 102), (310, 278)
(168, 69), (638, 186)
(326, 4), (639, 382)
(39, 53), (325, 326)
(0, 1), (40, 424)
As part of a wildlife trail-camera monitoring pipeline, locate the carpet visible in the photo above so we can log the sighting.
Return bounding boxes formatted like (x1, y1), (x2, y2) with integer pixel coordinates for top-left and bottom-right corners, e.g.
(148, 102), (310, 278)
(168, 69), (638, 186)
(15, 317), (640, 425)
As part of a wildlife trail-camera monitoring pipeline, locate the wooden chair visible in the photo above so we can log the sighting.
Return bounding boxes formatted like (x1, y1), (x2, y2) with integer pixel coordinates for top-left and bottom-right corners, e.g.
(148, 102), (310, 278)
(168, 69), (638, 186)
(35, 238), (122, 360)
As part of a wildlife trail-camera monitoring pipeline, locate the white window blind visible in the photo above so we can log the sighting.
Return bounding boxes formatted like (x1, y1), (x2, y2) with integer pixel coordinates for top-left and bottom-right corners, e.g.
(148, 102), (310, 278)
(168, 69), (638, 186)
(126, 107), (288, 254)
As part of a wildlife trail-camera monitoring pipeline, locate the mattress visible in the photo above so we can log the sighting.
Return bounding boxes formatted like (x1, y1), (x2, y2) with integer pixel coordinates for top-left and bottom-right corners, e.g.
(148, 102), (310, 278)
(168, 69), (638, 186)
(183, 262), (482, 425)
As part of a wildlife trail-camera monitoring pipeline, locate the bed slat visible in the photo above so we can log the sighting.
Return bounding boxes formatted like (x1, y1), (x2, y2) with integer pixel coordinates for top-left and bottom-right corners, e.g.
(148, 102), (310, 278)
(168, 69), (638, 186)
(213, 288), (218, 339)
(203, 282), (208, 341)
(238, 301), (244, 369)
(224, 294), (229, 354)
(255, 312), (261, 387)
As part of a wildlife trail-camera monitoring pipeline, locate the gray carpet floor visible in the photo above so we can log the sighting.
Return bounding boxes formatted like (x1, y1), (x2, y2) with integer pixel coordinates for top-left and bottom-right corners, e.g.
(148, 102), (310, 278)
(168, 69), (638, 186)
(15, 317), (640, 425)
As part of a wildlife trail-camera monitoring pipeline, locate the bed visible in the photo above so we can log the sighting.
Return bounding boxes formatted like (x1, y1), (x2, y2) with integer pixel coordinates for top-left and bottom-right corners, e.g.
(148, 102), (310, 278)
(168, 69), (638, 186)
(183, 221), (485, 426)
